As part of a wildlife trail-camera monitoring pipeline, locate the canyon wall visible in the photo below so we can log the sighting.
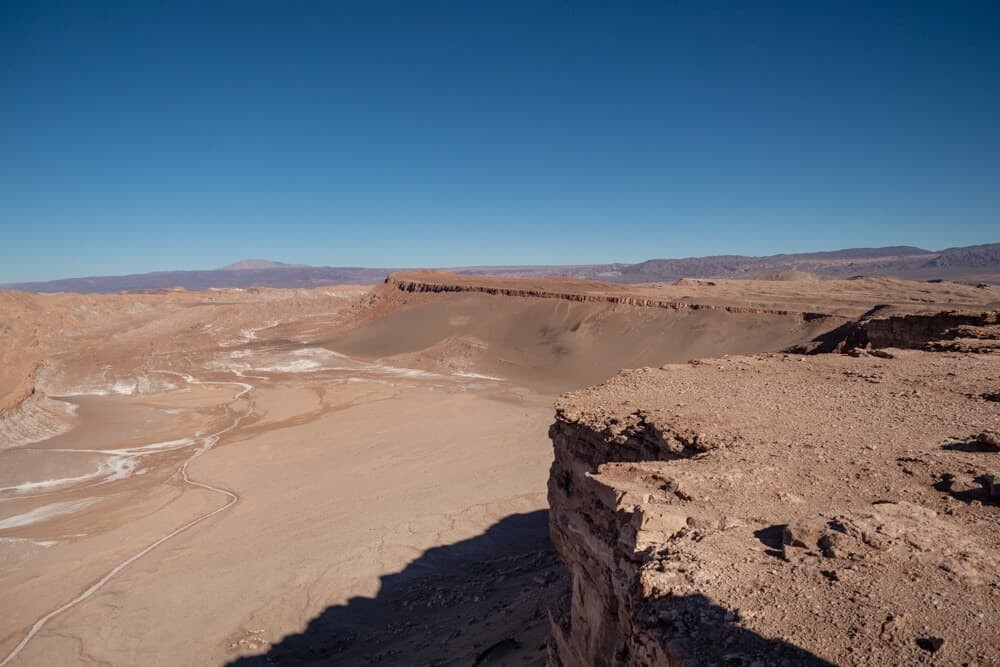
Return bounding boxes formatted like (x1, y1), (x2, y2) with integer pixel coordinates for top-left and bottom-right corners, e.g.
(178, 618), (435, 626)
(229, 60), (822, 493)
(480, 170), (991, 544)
(794, 309), (999, 353)
(385, 275), (832, 320)
(546, 409), (716, 666)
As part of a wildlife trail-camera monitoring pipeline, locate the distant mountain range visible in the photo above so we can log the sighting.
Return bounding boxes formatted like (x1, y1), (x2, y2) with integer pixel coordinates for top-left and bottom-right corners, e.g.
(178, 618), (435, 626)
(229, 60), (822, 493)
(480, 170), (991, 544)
(217, 259), (309, 271)
(561, 243), (1000, 284)
(2, 265), (396, 293)
(4, 243), (998, 293)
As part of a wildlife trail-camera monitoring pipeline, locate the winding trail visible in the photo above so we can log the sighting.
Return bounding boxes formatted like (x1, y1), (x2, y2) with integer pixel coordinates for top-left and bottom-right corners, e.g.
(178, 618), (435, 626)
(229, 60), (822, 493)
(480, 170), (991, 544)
(0, 372), (254, 666)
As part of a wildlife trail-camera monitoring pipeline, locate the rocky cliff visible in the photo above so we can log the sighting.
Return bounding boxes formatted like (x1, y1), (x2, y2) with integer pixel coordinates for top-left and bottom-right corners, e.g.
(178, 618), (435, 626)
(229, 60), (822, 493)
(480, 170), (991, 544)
(793, 308), (1000, 354)
(546, 344), (999, 665)
(0, 293), (44, 417)
(385, 274), (832, 320)
(546, 410), (720, 665)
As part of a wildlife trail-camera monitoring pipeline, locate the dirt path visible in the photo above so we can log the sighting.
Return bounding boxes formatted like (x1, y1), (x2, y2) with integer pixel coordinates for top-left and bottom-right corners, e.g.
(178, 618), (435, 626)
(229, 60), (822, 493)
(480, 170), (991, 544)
(1, 373), (254, 666)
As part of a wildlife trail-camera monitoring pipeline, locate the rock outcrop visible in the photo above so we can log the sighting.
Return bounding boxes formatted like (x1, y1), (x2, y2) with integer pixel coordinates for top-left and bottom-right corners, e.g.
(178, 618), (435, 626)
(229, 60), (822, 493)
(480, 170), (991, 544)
(547, 350), (1000, 666)
(792, 308), (1000, 353)
(547, 411), (727, 666)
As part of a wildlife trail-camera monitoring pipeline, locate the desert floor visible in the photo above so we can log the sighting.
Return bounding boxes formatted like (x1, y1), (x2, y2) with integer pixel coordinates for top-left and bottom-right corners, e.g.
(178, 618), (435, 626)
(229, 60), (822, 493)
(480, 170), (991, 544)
(0, 274), (995, 665)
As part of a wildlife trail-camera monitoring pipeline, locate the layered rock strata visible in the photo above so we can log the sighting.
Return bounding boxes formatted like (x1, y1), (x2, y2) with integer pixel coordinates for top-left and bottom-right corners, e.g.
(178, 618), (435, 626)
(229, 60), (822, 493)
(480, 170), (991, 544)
(794, 308), (1000, 354)
(385, 276), (833, 320)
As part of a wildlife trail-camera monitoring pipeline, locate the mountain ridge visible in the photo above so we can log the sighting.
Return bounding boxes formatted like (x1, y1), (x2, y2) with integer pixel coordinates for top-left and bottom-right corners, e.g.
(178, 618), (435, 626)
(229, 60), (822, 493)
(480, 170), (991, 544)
(4, 244), (997, 293)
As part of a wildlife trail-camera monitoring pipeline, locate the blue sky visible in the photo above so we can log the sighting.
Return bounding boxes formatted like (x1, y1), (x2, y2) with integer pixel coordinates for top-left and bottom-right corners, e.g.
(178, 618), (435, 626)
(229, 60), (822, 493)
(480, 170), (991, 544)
(1, 1), (998, 282)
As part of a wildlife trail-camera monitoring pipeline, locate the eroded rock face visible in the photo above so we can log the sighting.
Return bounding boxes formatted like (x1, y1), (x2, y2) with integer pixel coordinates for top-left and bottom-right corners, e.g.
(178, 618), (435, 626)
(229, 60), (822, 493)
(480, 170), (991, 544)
(547, 415), (720, 666)
(793, 308), (1000, 354)
(546, 351), (999, 666)
(386, 275), (832, 320)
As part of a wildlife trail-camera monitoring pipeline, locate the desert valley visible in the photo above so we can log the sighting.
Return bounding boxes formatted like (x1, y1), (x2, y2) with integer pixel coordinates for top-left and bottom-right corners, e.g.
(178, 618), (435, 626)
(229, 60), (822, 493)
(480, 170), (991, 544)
(6, 2), (999, 664)
(1, 265), (998, 666)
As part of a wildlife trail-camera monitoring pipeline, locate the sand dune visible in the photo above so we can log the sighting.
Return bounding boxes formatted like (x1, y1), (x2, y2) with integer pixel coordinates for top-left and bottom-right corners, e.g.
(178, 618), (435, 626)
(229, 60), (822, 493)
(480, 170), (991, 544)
(329, 286), (841, 391)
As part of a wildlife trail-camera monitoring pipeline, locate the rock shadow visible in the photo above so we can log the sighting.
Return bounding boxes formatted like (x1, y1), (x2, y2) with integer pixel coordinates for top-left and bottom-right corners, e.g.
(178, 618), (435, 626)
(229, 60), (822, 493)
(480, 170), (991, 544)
(941, 438), (998, 453)
(752, 523), (787, 559)
(933, 473), (998, 505)
(637, 593), (839, 666)
(229, 510), (844, 666)
(226, 510), (566, 666)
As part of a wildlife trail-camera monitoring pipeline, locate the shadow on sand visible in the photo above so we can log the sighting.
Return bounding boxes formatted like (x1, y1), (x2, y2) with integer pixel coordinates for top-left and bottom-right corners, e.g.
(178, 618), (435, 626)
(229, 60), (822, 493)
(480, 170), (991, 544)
(227, 510), (564, 666)
(228, 510), (835, 666)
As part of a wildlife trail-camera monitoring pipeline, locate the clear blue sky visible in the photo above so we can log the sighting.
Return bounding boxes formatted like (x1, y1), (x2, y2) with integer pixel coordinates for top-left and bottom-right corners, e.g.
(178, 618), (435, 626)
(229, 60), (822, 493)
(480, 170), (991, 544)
(2, 1), (998, 282)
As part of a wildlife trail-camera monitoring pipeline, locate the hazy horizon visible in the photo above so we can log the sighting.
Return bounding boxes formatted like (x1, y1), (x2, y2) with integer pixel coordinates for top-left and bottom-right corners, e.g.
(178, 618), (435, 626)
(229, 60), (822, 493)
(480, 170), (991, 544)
(3, 240), (999, 286)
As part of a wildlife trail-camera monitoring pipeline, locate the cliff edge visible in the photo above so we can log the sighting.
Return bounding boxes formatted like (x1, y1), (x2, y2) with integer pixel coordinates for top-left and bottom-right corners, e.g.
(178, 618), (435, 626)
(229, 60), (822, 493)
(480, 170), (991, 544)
(547, 320), (999, 665)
